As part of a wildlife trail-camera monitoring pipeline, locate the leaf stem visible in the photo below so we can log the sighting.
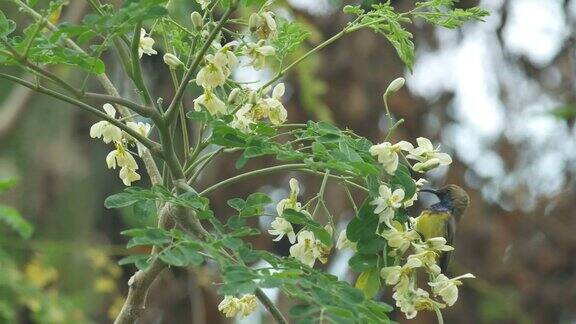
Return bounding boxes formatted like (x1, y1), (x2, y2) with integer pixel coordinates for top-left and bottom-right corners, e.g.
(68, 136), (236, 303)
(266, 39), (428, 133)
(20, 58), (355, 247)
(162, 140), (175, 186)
(164, 3), (237, 124)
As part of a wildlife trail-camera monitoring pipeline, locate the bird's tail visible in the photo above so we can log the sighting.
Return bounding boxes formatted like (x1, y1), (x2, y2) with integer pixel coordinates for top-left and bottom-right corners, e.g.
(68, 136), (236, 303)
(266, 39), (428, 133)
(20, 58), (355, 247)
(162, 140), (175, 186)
(439, 250), (451, 274)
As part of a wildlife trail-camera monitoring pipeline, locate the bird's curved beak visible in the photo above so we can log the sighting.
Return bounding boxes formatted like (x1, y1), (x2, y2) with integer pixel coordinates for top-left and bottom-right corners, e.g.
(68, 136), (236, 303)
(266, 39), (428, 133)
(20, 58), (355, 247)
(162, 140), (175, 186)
(419, 188), (439, 196)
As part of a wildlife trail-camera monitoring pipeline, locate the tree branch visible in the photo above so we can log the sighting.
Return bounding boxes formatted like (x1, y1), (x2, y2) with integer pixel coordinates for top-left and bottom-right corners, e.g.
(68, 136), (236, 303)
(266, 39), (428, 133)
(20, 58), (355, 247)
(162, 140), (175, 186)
(84, 92), (157, 118)
(10, 0), (164, 186)
(0, 73), (162, 155)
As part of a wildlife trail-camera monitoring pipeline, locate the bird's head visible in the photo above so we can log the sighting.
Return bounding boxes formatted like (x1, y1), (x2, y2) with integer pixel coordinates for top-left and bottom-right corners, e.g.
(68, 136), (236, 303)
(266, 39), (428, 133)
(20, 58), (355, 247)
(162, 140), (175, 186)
(420, 184), (470, 220)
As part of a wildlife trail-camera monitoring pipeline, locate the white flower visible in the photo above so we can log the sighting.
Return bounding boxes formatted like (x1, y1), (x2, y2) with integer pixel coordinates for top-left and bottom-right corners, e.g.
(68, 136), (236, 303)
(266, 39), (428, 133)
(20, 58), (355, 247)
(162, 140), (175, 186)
(196, 54), (227, 89)
(393, 287), (444, 320)
(370, 185), (405, 226)
(428, 273), (475, 306)
(138, 28), (157, 58)
(392, 288), (418, 319)
(119, 166), (141, 186)
(214, 41), (240, 72)
(289, 230), (321, 267)
(106, 144), (138, 170)
(412, 288), (445, 316)
(195, 0), (211, 9)
(336, 230), (356, 251)
(126, 122), (151, 157)
(380, 257), (422, 287)
(238, 294), (258, 317)
(407, 249), (442, 275)
(218, 296), (241, 318)
(244, 40), (275, 70)
(276, 178), (301, 216)
(249, 11), (277, 39)
(90, 104), (123, 144)
(163, 53), (183, 69)
(406, 137), (452, 172)
(230, 104), (253, 131)
(193, 90), (226, 116)
(381, 226), (420, 255)
(369, 141), (413, 174)
(423, 237), (454, 252)
(268, 217), (296, 244)
(265, 83), (287, 125)
(230, 104), (255, 133)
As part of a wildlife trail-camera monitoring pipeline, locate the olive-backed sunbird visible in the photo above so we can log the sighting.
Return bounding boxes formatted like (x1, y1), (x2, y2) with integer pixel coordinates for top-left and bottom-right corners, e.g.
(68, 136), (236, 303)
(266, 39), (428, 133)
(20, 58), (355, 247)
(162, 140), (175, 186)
(414, 184), (470, 273)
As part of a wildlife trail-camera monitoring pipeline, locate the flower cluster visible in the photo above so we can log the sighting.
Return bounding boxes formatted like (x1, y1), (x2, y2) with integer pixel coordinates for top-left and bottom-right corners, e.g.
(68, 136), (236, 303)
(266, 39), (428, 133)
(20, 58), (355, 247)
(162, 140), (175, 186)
(89, 104), (151, 186)
(217, 294), (258, 318)
(268, 178), (331, 267)
(378, 219), (474, 319)
(368, 133), (472, 318)
(185, 3), (286, 132)
(370, 137), (452, 175)
(230, 83), (287, 132)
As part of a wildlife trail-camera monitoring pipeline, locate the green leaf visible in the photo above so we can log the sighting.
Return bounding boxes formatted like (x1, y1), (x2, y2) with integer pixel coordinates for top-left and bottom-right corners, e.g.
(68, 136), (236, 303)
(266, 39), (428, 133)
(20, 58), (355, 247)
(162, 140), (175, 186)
(348, 253), (378, 272)
(123, 227), (171, 247)
(227, 198), (246, 211)
(338, 139), (363, 162)
(355, 268), (381, 298)
(346, 200), (378, 242)
(272, 19), (310, 61)
(0, 11), (16, 37)
(186, 110), (211, 122)
(0, 177), (18, 193)
(133, 200), (156, 220)
(234, 192), (272, 217)
(159, 244), (203, 267)
(118, 254), (152, 271)
(105, 192), (139, 208)
(0, 205), (34, 239)
(283, 209), (332, 246)
(391, 164), (416, 199)
(356, 237), (384, 254)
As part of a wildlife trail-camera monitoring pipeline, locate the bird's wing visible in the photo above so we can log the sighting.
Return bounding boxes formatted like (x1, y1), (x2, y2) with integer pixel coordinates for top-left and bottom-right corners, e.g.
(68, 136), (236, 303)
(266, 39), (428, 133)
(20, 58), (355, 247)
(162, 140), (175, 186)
(440, 215), (457, 273)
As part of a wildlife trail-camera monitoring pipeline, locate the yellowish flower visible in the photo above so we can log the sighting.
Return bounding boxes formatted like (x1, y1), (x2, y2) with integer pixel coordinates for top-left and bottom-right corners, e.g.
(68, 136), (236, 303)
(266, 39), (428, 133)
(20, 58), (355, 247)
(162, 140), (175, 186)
(244, 40), (275, 70)
(196, 54), (227, 89)
(25, 259), (58, 288)
(239, 294), (258, 317)
(94, 276), (116, 293)
(193, 90), (226, 116)
(90, 104), (122, 144)
(138, 28), (157, 58)
(369, 141), (413, 174)
(407, 137), (452, 172)
(268, 217), (296, 243)
(126, 121), (152, 157)
(370, 185), (405, 226)
(218, 295), (241, 318)
(428, 273), (475, 306)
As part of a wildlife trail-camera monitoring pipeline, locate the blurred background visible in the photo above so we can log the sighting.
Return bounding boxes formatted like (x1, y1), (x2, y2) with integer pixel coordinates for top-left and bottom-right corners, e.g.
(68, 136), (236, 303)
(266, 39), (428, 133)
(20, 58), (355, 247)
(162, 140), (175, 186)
(1, 0), (575, 323)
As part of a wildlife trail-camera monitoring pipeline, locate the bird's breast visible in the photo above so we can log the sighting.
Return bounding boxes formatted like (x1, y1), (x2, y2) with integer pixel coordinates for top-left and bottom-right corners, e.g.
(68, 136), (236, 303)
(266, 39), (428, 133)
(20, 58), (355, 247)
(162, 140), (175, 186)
(414, 210), (450, 240)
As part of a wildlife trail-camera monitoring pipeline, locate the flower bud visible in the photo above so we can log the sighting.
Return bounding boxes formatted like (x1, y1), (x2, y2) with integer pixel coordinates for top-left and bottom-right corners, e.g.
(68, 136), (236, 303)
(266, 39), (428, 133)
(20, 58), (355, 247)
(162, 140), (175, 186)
(163, 53), (183, 69)
(228, 88), (241, 104)
(384, 77), (405, 97)
(384, 78), (406, 97)
(190, 11), (203, 30)
(343, 5), (356, 14)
